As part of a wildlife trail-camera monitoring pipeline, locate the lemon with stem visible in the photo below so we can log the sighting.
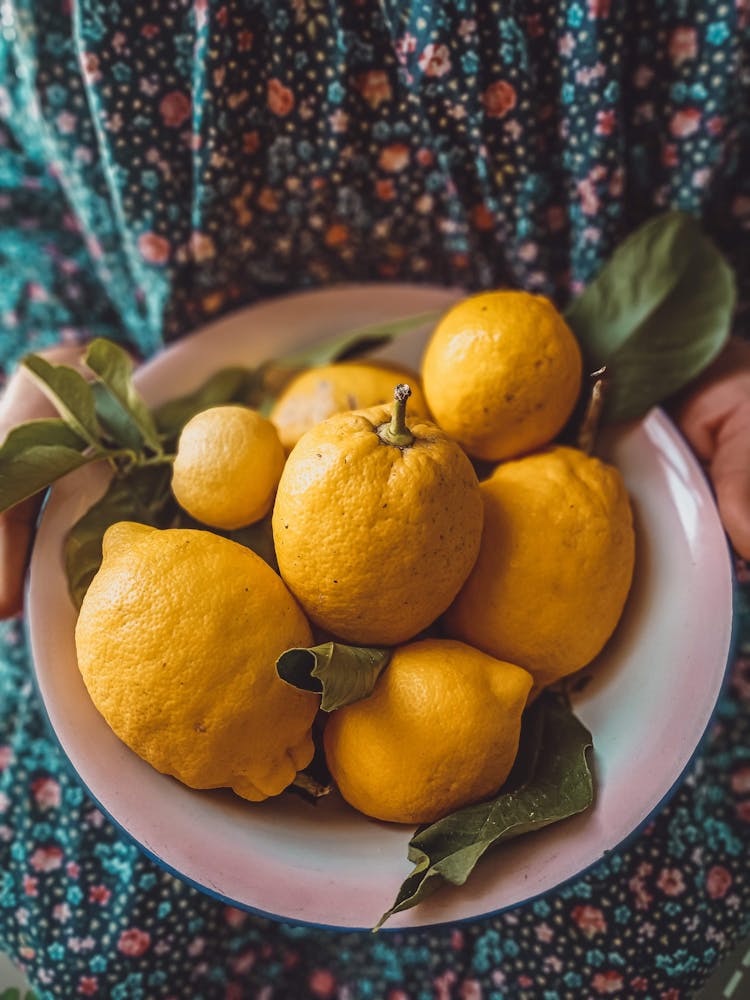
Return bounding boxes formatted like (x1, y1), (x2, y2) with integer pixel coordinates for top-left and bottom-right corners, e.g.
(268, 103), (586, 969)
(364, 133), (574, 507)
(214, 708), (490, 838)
(272, 384), (483, 646)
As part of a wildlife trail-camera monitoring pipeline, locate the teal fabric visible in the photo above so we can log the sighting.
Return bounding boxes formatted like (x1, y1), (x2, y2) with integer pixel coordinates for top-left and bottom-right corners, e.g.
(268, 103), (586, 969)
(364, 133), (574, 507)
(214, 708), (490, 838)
(0, 1), (748, 997)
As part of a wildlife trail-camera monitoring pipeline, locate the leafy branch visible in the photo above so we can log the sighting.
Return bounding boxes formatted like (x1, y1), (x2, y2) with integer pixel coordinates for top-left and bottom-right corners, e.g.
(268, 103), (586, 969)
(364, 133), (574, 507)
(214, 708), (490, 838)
(0, 340), (173, 516)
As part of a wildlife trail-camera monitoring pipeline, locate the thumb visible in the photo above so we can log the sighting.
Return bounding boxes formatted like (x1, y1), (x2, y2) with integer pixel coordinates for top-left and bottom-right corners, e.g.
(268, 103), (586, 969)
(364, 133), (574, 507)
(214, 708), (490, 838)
(0, 342), (91, 619)
(671, 337), (750, 561)
(710, 399), (750, 561)
(0, 496), (42, 618)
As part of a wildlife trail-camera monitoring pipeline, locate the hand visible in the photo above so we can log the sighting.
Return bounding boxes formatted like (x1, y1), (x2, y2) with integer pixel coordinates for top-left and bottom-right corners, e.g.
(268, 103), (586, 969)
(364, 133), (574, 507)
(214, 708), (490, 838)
(0, 344), (89, 618)
(671, 336), (750, 560)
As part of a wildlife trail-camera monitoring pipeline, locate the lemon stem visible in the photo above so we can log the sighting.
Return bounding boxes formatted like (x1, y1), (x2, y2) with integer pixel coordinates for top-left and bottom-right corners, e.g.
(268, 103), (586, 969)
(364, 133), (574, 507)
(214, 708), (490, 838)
(577, 366), (608, 455)
(377, 384), (415, 448)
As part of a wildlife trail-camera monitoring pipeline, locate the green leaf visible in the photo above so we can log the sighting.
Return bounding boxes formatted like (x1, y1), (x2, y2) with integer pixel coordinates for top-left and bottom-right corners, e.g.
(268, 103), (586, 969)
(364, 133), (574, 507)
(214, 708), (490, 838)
(375, 693), (594, 930)
(565, 211), (736, 423)
(84, 338), (162, 453)
(21, 354), (101, 446)
(276, 642), (392, 712)
(90, 382), (144, 453)
(277, 311), (445, 369)
(153, 366), (269, 443)
(0, 989), (38, 1000)
(64, 464), (176, 609)
(0, 419), (96, 512)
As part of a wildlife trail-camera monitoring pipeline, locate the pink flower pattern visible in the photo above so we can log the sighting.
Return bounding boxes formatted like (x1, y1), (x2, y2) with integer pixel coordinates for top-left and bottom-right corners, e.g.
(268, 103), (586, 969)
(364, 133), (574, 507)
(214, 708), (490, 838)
(31, 777), (61, 810)
(30, 846), (63, 873)
(481, 80), (517, 118)
(117, 928), (151, 957)
(417, 43), (451, 77)
(158, 90), (191, 128)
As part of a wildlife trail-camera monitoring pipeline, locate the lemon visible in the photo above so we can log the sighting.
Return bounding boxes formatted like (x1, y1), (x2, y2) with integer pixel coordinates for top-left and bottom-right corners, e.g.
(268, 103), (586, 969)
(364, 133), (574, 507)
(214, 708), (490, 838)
(272, 385), (483, 646)
(171, 404), (285, 529)
(421, 290), (583, 460)
(323, 638), (533, 824)
(444, 445), (635, 690)
(75, 522), (318, 800)
(270, 360), (431, 451)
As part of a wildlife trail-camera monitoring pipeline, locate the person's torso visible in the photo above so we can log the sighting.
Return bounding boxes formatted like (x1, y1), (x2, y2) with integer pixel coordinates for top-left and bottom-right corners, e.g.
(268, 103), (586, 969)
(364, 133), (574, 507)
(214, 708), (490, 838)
(0, 0), (745, 353)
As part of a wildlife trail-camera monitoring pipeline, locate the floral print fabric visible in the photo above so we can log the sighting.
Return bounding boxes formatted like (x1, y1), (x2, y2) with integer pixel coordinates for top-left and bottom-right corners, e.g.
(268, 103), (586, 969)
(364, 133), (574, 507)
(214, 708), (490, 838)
(0, 0), (747, 365)
(0, 571), (747, 999)
(0, 1), (748, 997)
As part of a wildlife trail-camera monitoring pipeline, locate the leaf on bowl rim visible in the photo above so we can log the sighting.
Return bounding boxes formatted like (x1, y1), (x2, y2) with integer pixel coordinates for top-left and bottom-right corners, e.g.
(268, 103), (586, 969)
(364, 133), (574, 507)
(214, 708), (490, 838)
(275, 310), (445, 369)
(565, 211), (735, 423)
(374, 692), (594, 930)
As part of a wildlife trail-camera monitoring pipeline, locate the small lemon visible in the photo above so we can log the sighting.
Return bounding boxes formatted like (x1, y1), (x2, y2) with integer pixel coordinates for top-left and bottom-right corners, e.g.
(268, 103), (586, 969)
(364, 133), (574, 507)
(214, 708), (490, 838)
(75, 522), (318, 800)
(272, 385), (483, 646)
(444, 446), (635, 690)
(270, 361), (430, 451)
(421, 290), (583, 460)
(323, 638), (533, 824)
(172, 404), (285, 529)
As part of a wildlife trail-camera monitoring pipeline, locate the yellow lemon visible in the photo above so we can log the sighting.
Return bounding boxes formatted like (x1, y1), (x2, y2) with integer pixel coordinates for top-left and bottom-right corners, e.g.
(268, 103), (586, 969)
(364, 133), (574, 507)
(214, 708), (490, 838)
(75, 522), (318, 800)
(444, 446), (635, 690)
(272, 385), (483, 646)
(172, 404), (285, 529)
(421, 290), (583, 460)
(323, 638), (533, 824)
(270, 360), (430, 451)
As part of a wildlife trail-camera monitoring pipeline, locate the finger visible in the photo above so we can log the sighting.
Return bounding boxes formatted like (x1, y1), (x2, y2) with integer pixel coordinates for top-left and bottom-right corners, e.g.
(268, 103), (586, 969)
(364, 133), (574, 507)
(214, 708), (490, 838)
(0, 496), (42, 618)
(0, 343), (90, 432)
(671, 338), (750, 462)
(710, 400), (750, 560)
(0, 342), (90, 618)
(714, 470), (750, 561)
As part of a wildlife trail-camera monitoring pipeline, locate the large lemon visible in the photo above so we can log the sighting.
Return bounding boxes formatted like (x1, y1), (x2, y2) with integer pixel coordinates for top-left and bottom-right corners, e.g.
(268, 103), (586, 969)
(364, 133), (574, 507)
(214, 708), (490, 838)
(272, 386), (483, 646)
(323, 639), (532, 824)
(421, 290), (583, 461)
(444, 446), (635, 690)
(75, 522), (318, 800)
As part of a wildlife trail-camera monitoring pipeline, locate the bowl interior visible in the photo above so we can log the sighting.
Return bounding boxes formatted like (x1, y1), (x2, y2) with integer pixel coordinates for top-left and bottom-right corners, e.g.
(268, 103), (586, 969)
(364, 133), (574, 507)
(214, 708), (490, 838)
(27, 284), (734, 930)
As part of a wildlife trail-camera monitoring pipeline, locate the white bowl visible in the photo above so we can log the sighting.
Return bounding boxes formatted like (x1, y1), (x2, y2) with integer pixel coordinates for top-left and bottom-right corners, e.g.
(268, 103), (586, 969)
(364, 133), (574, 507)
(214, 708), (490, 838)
(27, 284), (734, 931)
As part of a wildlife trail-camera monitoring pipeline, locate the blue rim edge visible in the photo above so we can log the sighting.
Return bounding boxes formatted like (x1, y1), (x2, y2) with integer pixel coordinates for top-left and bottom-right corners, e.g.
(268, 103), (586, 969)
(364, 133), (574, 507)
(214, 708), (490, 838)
(24, 488), (741, 936)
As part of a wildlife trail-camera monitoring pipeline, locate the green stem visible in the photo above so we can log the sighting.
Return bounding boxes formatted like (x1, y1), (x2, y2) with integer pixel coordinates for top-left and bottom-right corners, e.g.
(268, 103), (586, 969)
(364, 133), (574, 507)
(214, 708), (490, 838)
(93, 446), (135, 473)
(98, 447), (175, 475)
(377, 384), (415, 448)
(138, 452), (175, 467)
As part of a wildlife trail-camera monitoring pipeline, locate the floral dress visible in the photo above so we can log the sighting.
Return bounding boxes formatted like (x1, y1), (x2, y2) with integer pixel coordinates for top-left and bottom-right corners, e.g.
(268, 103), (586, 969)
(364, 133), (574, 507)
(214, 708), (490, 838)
(0, 1), (749, 997)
